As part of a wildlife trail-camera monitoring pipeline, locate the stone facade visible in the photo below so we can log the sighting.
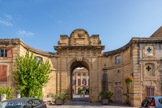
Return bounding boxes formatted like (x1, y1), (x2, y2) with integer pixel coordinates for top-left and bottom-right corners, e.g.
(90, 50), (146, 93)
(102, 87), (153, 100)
(0, 27), (162, 107)
(72, 68), (89, 94)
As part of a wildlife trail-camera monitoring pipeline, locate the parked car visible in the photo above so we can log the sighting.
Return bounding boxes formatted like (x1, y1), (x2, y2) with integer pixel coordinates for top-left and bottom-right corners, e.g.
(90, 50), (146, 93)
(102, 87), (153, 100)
(140, 96), (162, 108)
(0, 98), (47, 108)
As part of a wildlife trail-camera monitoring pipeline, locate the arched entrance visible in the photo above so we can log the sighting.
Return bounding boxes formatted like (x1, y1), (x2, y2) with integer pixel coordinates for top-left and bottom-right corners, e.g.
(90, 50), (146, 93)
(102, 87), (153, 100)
(70, 60), (90, 102)
(54, 29), (105, 103)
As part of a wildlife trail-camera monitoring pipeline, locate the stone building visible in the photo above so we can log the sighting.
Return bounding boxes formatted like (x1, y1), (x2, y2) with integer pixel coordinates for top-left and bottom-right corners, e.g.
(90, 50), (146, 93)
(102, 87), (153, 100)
(72, 68), (89, 94)
(0, 26), (162, 106)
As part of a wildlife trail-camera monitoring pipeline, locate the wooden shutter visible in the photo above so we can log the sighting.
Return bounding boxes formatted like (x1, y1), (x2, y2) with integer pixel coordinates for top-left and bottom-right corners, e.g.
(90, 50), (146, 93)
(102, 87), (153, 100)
(7, 47), (13, 58)
(0, 65), (7, 82)
(2, 65), (7, 81)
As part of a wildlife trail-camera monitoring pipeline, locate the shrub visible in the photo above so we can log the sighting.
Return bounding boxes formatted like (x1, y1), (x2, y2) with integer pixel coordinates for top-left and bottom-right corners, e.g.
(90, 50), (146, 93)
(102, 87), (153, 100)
(13, 51), (52, 98)
(99, 91), (113, 99)
(16, 90), (21, 94)
(54, 91), (69, 100)
(0, 87), (13, 99)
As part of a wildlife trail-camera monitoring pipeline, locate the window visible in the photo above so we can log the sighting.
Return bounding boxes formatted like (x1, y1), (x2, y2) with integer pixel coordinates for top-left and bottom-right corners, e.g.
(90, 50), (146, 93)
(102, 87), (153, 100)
(33, 99), (41, 107)
(146, 87), (154, 96)
(145, 46), (154, 56)
(0, 49), (7, 57)
(78, 73), (81, 76)
(159, 98), (162, 104)
(117, 70), (120, 73)
(72, 80), (75, 85)
(82, 79), (86, 85)
(78, 79), (81, 86)
(36, 56), (42, 63)
(145, 63), (155, 76)
(83, 73), (86, 76)
(115, 56), (121, 64)
(0, 65), (7, 82)
(24, 100), (33, 108)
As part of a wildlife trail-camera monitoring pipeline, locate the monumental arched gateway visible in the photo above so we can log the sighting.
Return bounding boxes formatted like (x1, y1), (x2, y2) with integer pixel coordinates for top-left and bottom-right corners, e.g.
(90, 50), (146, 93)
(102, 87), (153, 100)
(54, 29), (105, 102)
(1, 27), (162, 107)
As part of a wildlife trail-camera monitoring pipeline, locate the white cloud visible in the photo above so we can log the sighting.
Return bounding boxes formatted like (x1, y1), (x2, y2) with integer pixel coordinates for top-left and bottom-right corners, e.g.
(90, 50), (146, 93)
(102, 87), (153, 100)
(5, 14), (12, 20)
(0, 17), (13, 26)
(17, 30), (35, 37)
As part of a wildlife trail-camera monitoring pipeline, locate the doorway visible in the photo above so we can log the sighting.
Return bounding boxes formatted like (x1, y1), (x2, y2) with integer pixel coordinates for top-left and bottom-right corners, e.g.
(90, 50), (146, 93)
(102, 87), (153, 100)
(70, 61), (90, 102)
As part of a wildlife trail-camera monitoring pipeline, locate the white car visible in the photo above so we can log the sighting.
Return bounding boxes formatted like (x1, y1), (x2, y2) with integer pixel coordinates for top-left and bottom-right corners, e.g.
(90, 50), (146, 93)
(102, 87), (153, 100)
(140, 96), (162, 108)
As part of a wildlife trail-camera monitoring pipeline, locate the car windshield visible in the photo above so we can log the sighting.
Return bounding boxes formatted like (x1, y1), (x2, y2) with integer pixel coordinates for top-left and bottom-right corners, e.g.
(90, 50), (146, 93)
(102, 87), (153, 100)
(0, 100), (26, 108)
(141, 97), (153, 107)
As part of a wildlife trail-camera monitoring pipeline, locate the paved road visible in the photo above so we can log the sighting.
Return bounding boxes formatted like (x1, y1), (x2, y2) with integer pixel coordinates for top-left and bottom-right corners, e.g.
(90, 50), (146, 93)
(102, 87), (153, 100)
(48, 95), (137, 108)
(48, 104), (137, 108)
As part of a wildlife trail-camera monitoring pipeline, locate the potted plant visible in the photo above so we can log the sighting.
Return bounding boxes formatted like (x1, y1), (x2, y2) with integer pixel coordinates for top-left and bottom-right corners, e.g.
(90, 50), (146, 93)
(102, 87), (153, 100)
(80, 90), (85, 97)
(125, 75), (133, 105)
(54, 91), (69, 105)
(0, 87), (13, 101)
(16, 90), (21, 98)
(99, 91), (113, 105)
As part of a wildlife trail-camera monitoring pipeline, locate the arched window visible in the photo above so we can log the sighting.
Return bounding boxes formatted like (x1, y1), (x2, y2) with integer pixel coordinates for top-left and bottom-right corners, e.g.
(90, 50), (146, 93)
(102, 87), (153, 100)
(145, 63), (155, 76)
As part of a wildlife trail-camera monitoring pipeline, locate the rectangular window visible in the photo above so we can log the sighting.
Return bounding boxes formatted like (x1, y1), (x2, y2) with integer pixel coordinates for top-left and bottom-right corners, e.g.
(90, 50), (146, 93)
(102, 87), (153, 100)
(78, 73), (81, 76)
(83, 73), (86, 76)
(146, 87), (154, 96)
(82, 79), (86, 85)
(72, 80), (75, 85)
(78, 79), (81, 86)
(0, 49), (7, 57)
(36, 56), (42, 63)
(145, 64), (154, 76)
(0, 65), (7, 82)
(115, 56), (121, 64)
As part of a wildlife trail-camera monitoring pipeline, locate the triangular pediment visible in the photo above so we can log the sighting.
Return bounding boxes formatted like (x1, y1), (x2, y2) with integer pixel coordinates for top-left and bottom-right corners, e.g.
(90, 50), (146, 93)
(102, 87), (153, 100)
(150, 26), (162, 38)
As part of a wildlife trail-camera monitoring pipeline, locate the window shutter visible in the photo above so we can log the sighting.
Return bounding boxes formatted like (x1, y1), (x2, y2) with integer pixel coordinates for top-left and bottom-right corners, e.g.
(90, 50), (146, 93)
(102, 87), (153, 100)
(0, 65), (7, 82)
(7, 47), (13, 58)
(2, 65), (7, 81)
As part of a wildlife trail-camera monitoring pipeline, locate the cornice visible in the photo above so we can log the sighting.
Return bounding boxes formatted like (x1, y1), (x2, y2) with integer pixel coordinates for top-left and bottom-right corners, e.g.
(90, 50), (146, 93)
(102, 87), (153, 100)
(0, 38), (56, 57)
(103, 37), (162, 57)
(54, 45), (105, 50)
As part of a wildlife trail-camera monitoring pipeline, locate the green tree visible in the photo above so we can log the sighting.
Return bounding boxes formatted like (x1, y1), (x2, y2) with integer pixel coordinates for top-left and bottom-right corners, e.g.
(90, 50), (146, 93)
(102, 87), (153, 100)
(13, 51), (52, 98)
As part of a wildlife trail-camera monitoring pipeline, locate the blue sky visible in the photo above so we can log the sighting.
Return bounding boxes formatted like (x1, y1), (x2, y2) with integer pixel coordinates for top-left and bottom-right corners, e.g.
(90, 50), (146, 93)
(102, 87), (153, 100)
(0, 0), (162, 52)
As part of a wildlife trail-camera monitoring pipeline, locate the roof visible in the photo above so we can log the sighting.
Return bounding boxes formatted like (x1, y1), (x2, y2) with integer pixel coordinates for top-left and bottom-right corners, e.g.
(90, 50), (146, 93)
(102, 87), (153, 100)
(0, 38), (55, 57)
(150, 26), (162, 38)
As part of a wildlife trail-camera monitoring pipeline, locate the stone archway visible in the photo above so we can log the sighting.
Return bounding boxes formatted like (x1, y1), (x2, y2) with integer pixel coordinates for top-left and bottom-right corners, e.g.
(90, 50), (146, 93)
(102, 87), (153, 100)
(54, 29), (105, 102)
(68, 58), (91, 101)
